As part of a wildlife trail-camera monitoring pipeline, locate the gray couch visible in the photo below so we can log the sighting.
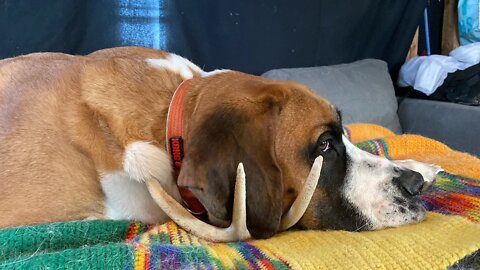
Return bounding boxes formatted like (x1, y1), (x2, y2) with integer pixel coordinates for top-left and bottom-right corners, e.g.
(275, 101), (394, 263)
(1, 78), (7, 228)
(262, 59), (480, 157)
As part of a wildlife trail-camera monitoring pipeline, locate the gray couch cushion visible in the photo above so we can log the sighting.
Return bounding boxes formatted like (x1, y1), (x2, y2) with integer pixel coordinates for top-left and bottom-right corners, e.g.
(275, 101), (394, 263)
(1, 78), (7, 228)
(262, 59), (402, 134)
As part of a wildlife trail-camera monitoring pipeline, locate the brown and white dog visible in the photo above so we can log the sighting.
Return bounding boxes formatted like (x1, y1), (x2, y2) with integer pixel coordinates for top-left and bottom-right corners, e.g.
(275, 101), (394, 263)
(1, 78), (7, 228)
(0, 47), (441, 240)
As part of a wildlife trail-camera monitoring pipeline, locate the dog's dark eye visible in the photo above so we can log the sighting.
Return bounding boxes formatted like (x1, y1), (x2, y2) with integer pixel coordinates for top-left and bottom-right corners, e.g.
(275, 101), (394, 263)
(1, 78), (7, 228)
(318, 139), (331, 152)
(307, 135), (335, 163)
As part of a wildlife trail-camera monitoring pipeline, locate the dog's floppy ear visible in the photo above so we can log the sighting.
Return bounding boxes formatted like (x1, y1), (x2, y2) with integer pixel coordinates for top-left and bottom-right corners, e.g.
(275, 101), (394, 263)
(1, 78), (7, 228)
(178, 83), (289, 238)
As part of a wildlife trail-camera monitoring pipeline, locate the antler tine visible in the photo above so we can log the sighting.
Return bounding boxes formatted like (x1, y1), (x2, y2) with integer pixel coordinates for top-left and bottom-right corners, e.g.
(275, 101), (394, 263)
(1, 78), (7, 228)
(228, 163), (251, 238)
(279, 155), (323, 231)
(146, 163), (251, 242)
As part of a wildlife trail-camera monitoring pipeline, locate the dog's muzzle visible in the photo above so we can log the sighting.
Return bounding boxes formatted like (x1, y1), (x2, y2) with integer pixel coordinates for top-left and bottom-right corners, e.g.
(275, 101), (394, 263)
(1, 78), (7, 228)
(342, 136), (442, 230)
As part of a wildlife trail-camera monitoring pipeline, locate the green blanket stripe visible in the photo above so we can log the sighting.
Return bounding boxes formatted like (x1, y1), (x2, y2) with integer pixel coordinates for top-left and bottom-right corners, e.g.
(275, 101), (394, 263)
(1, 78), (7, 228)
(0, 220), (129, 262)
(1, 243), (131, 270)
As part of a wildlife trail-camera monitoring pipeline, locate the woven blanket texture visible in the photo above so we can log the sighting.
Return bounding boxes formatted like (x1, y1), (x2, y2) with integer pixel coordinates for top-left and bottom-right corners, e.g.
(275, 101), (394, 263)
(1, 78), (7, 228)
(1, 123), (479, 269)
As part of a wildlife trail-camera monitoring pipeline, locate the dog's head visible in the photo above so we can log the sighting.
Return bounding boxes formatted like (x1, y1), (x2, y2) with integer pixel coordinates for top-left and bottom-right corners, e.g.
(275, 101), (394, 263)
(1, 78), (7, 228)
(178, 72), (440, 238)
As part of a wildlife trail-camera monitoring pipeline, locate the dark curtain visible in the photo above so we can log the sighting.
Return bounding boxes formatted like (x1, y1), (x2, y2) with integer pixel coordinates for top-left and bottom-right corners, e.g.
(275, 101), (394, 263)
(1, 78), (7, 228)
(0, 0), (426, 77)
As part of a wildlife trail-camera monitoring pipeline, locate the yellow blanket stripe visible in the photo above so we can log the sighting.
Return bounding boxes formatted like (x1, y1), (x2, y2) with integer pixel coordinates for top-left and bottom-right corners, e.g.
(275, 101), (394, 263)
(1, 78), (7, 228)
(255, 213), (479, 269)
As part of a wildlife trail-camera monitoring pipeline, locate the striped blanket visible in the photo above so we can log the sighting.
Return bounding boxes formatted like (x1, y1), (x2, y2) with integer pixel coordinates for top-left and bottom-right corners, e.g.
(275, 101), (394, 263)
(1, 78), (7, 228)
(1, 124), (479, 269)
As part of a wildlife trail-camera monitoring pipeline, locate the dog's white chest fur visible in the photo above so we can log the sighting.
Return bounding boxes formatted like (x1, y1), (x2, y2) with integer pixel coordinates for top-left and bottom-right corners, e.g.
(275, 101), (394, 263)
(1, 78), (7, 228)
(101, 172), (170, 223)
(100, 141), (183, 224)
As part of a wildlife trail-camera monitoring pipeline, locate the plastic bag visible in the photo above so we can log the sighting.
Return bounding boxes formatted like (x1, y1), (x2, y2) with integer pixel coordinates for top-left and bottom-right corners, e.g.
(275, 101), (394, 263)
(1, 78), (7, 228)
(398, 55), (471, 95)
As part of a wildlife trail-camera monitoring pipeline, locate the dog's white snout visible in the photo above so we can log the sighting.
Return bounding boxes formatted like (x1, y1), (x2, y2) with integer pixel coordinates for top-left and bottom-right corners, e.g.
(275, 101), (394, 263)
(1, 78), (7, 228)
(341, 135), (445, 229)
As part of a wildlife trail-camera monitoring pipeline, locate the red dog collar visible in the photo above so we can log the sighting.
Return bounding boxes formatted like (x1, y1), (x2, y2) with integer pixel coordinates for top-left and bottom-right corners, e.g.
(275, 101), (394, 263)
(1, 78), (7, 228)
(166, 79), (207, 217)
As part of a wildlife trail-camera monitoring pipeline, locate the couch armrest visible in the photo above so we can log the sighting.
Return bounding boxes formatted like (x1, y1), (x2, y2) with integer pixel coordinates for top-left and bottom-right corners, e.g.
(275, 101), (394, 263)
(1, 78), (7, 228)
(398, 98), (480, 157)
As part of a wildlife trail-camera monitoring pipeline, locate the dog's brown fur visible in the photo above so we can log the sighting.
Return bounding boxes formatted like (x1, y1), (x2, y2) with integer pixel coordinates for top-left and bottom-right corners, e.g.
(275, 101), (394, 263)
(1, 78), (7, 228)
(0, 47), (338, 238)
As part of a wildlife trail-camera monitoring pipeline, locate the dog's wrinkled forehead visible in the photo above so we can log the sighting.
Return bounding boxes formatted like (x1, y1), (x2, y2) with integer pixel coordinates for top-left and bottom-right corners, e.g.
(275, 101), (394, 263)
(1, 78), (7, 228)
(277, 86), (341, 136)
(274, 88), (339, 159)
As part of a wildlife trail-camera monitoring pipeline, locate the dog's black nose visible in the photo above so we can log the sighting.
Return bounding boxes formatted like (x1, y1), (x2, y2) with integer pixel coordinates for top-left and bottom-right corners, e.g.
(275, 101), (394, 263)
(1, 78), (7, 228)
(394, 169), (425, 196)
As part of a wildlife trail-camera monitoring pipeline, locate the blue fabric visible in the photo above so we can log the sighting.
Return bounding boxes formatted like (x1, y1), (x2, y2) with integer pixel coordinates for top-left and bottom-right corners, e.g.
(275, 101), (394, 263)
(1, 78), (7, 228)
(459, 0), (480, 45)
